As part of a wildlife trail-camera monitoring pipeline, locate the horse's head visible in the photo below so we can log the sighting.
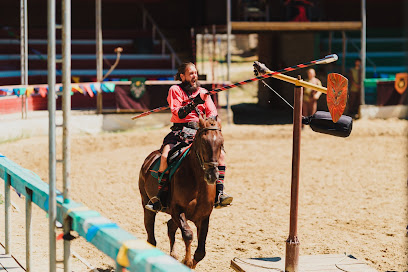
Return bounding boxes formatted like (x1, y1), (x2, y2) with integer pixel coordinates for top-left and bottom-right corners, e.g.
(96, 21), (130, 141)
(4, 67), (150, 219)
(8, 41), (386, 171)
(194, 115), (224, 185)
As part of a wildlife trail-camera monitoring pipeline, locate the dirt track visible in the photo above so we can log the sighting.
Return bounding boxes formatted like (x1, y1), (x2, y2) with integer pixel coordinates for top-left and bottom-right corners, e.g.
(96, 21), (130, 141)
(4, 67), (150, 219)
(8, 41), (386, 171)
(0, 118), (407, 271)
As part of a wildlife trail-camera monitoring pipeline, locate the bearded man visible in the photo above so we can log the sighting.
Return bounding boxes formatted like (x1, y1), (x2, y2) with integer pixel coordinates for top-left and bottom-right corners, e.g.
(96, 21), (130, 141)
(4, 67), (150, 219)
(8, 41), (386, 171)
(145, 62), (233, 212)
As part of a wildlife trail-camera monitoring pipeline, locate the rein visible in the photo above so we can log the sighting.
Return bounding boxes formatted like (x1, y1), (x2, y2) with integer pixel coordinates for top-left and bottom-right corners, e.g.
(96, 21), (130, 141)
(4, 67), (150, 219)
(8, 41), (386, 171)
(195, 126), (221, 171)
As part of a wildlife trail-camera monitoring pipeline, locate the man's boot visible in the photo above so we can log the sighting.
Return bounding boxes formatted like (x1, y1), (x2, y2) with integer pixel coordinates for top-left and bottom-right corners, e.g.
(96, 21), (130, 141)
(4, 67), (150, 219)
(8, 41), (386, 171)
(215, 183), (233, 208)
(145, 172), (169, 213)
(214, 166), (233, 208)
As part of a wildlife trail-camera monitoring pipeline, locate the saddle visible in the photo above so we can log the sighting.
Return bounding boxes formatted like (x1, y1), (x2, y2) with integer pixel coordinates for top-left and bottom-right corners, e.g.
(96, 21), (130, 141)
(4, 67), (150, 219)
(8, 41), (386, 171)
(168, 141), (190, 165)
(150, 124), (196, 191)
(150, 144), (191, 183)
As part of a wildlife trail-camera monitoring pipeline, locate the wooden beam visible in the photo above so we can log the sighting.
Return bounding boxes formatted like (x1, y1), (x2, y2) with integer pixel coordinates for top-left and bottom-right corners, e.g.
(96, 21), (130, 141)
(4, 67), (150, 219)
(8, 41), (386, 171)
(231, 21), (362, 32)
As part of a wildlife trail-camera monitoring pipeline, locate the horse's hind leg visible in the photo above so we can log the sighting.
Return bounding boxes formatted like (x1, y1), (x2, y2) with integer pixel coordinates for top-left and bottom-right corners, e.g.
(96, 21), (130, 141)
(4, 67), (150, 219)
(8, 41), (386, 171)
(167, 219), (178, 259)
(172, 211), (194, 268)
(193, 216), (210, 268)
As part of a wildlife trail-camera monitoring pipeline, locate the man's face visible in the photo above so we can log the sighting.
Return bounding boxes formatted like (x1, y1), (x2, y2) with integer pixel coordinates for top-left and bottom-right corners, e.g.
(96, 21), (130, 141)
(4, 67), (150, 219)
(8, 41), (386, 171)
(180, 65), (198, 87)
(355, 60), (361, 69)
(307, 69), (315, 80)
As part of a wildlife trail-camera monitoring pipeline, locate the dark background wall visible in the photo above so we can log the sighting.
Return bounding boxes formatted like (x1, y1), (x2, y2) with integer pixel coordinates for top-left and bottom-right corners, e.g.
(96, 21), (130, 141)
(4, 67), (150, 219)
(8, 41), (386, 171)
(0, 0), (405, 109)
(1, 0), (405, 29)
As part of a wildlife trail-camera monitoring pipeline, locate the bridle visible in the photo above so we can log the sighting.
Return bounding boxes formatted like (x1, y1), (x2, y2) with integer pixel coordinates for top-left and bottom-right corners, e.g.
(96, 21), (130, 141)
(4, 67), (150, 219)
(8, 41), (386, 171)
(195, 126), (221, 171)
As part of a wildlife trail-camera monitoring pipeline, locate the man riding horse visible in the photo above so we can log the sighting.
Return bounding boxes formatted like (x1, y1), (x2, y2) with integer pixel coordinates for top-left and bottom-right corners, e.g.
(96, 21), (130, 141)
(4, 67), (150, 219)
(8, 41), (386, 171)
(145, 62), (233, 212)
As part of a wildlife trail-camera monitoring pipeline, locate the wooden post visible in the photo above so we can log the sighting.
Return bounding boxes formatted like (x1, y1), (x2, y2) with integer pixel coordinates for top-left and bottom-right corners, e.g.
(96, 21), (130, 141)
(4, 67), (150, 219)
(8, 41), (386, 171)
(96, 0), (103, 114)
(285, 75), (303, 272)
(341, 31), (347, 75)
(361, 0), (366, 105)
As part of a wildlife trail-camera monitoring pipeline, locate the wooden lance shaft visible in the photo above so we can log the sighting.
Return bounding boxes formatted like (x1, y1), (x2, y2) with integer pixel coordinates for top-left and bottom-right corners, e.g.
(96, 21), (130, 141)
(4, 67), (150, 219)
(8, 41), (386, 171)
(265, 71), (328, 94)
(285, 75), (303, 272)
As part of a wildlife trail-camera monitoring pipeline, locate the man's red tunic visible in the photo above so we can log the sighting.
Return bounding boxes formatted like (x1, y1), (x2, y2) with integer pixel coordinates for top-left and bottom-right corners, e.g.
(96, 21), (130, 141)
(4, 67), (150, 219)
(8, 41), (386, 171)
(167, 85), (217, 123)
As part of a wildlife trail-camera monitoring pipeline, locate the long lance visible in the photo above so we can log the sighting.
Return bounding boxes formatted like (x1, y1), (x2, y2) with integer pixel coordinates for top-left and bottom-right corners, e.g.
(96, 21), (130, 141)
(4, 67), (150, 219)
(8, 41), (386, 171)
(131, 54), (338, 120)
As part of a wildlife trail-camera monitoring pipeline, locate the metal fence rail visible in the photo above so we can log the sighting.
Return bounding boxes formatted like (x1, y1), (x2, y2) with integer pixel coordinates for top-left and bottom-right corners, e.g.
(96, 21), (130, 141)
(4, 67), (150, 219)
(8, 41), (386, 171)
(0, 154), (191, 272)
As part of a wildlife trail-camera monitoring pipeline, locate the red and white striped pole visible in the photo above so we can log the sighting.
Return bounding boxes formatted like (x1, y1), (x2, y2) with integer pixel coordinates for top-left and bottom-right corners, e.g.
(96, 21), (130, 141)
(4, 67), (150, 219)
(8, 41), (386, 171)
(131, 54), (338, 120)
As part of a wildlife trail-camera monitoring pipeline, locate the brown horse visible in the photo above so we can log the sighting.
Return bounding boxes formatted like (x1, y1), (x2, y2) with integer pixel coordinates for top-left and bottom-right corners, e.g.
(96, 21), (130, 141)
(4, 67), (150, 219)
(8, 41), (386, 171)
(138, 116), (224, 268)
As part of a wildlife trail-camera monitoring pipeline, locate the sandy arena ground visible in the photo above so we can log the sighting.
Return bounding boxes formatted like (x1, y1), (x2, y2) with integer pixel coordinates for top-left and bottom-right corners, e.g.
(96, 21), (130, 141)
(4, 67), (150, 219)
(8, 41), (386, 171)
(0, 118), (407, 272)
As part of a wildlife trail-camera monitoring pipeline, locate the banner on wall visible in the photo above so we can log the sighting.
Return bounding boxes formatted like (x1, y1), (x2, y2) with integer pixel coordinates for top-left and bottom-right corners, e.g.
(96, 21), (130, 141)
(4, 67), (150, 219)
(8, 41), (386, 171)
(130, 77), (146, 99)
(395, 73), (408, 94)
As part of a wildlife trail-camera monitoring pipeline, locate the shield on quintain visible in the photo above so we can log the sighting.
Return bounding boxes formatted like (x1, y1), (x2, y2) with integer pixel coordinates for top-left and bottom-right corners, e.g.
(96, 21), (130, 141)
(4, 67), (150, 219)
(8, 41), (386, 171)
(326, 73), (348, 123)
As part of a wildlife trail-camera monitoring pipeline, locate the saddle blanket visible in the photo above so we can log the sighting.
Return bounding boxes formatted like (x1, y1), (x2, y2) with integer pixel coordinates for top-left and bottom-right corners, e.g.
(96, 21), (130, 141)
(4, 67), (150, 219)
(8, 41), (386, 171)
(150, 145), (190, 183)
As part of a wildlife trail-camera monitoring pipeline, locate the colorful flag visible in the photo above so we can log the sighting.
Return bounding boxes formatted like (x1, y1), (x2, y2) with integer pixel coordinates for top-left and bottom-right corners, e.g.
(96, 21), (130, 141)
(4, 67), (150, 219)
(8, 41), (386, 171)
(101, 83), (115, 93)
(39, 87), (47, 97)
(26, 86), (35, 96)
(90, 84), (97, 94)
(72, 84), (83, 94)
(19, 88), (26, 96)
(83, 85), (94, 97)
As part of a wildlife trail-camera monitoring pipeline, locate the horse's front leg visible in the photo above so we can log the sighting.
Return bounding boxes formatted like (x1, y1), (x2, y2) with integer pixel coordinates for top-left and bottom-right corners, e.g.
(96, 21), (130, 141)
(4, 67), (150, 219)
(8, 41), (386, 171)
(167, 219), (178, 259)
(172, 210), (194, 268)
(193, 216), (210, 268)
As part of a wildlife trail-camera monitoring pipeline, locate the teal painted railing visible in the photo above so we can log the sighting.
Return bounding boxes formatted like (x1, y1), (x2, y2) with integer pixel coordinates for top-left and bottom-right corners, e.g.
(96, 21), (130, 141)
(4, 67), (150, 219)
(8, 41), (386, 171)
(0, 154), (190, 272)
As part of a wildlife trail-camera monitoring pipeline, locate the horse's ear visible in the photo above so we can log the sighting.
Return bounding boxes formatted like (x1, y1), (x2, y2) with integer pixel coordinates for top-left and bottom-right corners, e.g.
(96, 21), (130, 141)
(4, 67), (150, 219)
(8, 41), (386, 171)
(199, 114), (206, 128)
(216, 115), (222, 129)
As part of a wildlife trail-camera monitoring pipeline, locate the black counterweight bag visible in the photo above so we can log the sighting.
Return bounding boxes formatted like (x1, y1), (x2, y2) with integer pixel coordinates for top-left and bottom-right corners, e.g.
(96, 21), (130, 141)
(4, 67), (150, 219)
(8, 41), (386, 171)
(302, 111), (353, 138)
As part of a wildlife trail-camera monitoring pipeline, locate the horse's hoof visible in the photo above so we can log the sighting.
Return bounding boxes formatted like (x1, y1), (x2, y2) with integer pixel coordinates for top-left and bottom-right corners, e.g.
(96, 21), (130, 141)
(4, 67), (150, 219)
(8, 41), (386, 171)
(182, 258), (194, 268)
(192, 260), (198, 269)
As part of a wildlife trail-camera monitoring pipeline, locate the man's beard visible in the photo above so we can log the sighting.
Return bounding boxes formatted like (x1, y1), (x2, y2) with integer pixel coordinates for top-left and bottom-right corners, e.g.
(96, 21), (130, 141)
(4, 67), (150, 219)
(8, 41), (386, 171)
(180, 80), (200, 93)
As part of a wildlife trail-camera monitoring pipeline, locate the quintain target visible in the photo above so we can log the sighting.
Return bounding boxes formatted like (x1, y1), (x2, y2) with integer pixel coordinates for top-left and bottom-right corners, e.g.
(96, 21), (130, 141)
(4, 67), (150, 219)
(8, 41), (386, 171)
(327, 73), (348, 123)
(253, 61), (349, 123)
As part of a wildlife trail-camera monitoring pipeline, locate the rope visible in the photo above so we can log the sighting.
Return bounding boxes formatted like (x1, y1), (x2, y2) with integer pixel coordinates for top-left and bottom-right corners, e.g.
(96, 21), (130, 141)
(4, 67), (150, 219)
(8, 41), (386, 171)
(232, 257), (284, 271)
(253, 66), (294, 110)
(253, 66), (311, 121)
(261, 79), (294, 110)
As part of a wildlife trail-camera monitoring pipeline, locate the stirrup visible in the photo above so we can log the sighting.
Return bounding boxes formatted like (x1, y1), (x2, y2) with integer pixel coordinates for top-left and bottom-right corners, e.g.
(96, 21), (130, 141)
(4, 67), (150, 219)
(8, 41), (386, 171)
(214, 193), (233, 209)
(145, 197), (162, 213)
